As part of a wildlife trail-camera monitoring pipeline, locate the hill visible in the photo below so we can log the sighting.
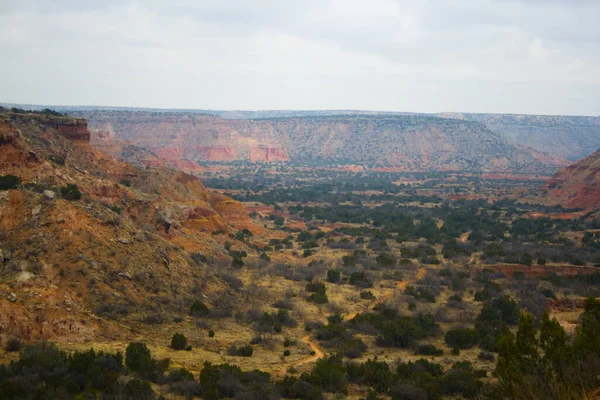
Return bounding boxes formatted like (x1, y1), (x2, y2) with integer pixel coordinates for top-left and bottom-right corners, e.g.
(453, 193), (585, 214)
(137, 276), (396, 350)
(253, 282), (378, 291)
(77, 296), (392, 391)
(440, 113), (600, 161)
(72, 110), (567, 174)
(0, 110), (261, 344)
(536, 149), (600, 209)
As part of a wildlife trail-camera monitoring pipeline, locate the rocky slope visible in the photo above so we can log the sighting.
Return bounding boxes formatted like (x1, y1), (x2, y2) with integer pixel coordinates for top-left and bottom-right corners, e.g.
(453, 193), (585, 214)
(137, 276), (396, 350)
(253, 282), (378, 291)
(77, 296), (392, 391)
(73, 110), (566, 174)
(535, 149), (600, 209)
(0, 110), (261, 344)
(439, 113), (600, 161)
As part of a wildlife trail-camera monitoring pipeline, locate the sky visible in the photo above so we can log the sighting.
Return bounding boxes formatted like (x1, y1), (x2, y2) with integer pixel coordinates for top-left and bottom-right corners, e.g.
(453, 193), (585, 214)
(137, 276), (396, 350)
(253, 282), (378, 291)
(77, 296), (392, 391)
(0, 0), (599, 115)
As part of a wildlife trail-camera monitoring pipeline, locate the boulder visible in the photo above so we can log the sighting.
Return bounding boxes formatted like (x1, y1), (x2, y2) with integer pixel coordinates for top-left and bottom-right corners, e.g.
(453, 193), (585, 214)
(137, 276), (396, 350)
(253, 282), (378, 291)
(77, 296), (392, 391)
(32, 205), (41, 216)
(43, 190), (55, 200)
(118, 272), (133, 280)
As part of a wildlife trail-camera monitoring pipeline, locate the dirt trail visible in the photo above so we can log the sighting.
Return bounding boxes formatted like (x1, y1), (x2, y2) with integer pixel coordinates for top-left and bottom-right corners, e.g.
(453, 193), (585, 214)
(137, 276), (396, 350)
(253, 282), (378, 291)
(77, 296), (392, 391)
(279, 335), (325, 374)
(459, 231), (471, 243)
(277, 267), (427, 375)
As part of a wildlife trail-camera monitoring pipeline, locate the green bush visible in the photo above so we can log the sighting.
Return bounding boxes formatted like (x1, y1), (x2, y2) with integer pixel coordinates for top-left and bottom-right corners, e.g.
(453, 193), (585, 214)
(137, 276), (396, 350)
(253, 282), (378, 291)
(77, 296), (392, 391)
(171, 333), (187, 350)
(190, 301), (209, 317)
(236, 345), (253, 357)
(416, 344), (444, 356)
(307, 292), (329, 304)
(327, 269), (341, 283)
(60, 183), (81, 200)
(306, 281), (326, 294)
(125, 342), (169, 381)
(208, 329), (215, 338)
(360, 291), (376, 300)
(0, 175), (20, 190)
(4, 337), (22, 352)
(49, 154), (65, 166)
(445, 328), (478, 349)
(124, 378), (154, 399)
(283, 350), (291, 357)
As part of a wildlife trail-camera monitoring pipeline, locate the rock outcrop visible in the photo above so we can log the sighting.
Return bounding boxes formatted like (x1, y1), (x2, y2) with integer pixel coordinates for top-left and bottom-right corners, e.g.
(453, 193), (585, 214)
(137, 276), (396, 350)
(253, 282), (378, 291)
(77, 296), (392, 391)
(250, 145), (290, 162)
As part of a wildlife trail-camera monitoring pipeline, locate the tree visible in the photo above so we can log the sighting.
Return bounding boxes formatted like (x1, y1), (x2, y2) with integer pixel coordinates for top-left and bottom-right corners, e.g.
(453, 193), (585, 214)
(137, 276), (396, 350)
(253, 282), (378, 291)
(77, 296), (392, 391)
(327, 269), (341, 283)
(125, 342), (153, 373)
(308, 355), (347, 393)
(171, 333), (188, 350)
(124, 379), (154, 399)
(445, 328), (478, 349)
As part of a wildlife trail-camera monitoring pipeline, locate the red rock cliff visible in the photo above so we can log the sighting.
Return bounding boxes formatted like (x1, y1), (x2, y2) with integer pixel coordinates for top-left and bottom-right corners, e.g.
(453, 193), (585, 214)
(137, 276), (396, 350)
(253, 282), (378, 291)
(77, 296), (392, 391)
(250, 146), (290, 162)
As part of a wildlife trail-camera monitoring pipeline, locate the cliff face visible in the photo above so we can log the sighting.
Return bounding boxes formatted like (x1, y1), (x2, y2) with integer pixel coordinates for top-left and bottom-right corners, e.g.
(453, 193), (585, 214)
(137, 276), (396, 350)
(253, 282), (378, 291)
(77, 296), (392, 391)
(78, 112), (290, 164)
(73, 111), (566, 173)
(0, 111), (261, 343)
(538, 149), (600, 209)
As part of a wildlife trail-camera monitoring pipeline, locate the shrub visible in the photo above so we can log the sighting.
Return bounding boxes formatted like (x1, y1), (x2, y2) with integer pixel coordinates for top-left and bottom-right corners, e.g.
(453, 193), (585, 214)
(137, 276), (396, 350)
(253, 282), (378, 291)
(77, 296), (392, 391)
(389, 383), (428, 400)
(119, 179), (132, 187)
(168, 368), (194, 382)
(236, 345), (253, 357)
(125, 342), (169, 381)
(5, 338), (22, 352)
(327, 269), (341, 283)
(190, 301), (209, 317)
(512, 271), (526, 280)
(60, 183), (81, 200)
(190, 252), (207, 264)
(306, 292), (329, 304)
(445, 328), (478, 349)
(0, 175), (20, 190)
(283, 350), (291, 357)
(125, 342), (152, 373)
(171, 333), (187, 350)
(349, 271), (372, 287)
(360, 291), (376, 300)
(416, 344), (443, 356)
(376, 252), (396, 267)
(49, 154), (65, 165)
(124, 378), (154, 399)
(208, 330), (215, 338)
(478, 351), (495, 362)
(306, 281), (326, 294)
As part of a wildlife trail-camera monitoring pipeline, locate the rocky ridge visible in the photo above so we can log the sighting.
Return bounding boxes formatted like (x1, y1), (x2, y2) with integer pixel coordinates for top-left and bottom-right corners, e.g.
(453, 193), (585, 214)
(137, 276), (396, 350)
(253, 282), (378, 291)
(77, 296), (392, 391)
(0, 111), (262, 344)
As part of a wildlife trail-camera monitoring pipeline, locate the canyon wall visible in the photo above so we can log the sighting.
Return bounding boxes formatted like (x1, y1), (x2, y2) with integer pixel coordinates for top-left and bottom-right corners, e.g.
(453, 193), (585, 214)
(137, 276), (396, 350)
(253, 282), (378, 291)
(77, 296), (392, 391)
(74, 110), (568, 174)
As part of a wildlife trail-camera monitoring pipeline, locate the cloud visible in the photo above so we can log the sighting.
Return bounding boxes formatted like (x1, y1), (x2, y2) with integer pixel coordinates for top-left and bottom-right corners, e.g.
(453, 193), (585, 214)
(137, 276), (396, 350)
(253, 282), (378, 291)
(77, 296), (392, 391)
(0, 0), (598, 115)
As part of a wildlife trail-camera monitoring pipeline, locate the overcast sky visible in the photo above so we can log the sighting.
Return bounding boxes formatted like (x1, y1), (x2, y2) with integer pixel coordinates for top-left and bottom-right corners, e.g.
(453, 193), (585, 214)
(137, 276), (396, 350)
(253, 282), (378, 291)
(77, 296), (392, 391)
(0, 0), (599, 115)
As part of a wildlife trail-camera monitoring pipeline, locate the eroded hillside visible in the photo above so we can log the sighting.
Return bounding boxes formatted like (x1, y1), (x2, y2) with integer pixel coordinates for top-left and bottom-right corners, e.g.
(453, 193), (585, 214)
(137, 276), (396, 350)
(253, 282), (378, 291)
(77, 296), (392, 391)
(534, 149), (600, 209)
(72, 110), (567, 174)
(443, 113), (600, 161)
(0, 111), (265, 344)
